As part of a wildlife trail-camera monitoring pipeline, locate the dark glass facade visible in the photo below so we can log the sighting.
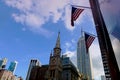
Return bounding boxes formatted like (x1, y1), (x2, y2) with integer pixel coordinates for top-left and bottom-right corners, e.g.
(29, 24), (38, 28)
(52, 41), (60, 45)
(99, 0), (120, 70)
(89, 0), (120, 79)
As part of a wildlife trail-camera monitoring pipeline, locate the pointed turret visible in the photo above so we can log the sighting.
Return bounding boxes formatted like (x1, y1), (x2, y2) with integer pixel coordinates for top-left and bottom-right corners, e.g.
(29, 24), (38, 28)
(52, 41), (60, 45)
(55, 32), (60, 48)
(54, 32), (61, 56)
(50, 50), (53, 57)
(48, 32), (62, 80)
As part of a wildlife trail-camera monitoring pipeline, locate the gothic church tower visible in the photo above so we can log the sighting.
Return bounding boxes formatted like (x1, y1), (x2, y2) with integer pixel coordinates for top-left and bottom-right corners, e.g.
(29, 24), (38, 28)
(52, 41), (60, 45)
(47, 32), (62, 80)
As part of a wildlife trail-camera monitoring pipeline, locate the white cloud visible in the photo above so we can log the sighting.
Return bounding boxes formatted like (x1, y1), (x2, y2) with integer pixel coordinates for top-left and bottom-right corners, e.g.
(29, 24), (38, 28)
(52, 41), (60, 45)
(63, 39), (78, 67)
(5, 0), (119, 37)
(71, 39), (76, 43)
(112, 38), (120, 70)
(63, 50), (77, 67)
(71, 0), (90, 7)
(63, 6), (74, 30)
(63, 39), (77, 51)
(4, 0), (70, 36)
(4, 0), (93, 36)
(64, 42), (72, 50)
(64, 50), (75, 57)
(89, 41), (105, 78)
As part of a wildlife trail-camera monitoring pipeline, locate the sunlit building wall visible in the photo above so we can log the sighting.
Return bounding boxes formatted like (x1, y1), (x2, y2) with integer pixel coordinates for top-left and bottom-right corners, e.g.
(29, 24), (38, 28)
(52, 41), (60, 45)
(101, 75), (106, 80)
(77, 36), (92, 80)
(0, 69), (23, 80)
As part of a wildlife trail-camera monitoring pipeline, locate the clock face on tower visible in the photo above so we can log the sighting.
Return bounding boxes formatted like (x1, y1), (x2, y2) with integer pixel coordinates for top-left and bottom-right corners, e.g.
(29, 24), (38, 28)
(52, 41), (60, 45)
(54, 48), (60, 55)
(51, 58), (56, 64)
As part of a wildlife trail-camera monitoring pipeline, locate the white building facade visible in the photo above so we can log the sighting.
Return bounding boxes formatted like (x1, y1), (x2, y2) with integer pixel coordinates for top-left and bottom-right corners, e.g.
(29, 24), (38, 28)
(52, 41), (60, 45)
(77, 36), (92, 80)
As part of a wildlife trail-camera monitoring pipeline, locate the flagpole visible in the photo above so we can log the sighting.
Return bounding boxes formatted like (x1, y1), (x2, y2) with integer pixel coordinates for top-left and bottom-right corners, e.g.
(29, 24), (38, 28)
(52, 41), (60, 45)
(81, 26), (84, 37)
(71, 5), (91, 9)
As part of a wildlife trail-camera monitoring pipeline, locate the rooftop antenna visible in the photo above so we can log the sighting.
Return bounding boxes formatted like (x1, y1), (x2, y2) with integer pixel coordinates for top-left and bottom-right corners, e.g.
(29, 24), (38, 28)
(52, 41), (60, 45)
(81, 26), (84, 37)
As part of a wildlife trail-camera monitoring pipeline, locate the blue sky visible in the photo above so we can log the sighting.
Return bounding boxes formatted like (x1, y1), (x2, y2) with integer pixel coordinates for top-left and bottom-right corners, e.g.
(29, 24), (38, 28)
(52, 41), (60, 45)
(1, 0), (119, 80)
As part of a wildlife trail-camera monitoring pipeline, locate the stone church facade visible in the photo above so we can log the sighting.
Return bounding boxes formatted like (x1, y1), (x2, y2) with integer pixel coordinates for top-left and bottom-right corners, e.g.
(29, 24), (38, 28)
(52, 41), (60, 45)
(29, 32), (81, 80)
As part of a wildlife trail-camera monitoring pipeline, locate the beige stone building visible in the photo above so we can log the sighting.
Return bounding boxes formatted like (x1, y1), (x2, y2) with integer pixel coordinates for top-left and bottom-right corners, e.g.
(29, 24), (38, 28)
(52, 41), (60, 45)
(0, 69), (23, 80)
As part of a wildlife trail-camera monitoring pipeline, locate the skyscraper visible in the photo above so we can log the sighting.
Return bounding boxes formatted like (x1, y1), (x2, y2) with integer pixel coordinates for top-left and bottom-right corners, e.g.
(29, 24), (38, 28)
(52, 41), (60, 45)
(89, 0), (120, 79)
(111, 26), (120, 40)
(101, 75), (106, 80)
(77, 35), (92, 80)
(26, 59), (41, 80)
(0, 58), (7, 69)
(8, 61), (18, 74)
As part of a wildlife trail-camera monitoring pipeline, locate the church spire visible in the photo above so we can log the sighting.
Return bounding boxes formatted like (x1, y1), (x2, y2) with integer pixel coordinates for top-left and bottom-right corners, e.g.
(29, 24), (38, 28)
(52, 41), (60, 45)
(53, 32), (61, 56)
(55, 32), (60, 48)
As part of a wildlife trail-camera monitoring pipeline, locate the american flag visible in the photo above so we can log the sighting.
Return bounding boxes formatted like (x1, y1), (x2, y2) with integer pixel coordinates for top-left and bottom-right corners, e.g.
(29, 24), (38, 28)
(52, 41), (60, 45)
(85, 33), (95, 52)
(111, 26), (120, 40)
(71, 7), (84, 26)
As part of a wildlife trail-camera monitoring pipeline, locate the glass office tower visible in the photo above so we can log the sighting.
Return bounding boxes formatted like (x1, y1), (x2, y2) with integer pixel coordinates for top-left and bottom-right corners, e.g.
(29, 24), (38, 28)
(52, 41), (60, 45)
(100, 0), (120, 71)
(89, 0), (120, 79)
(77, 35), (92, 80)
(8, 61), (18, 74)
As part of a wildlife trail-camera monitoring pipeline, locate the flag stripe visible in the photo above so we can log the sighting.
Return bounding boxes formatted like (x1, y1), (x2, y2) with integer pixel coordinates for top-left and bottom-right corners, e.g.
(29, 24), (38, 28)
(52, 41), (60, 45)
(86, 36), (95, 48)
(73, 9), (83, 20)
(85, 33), (95, 52)
(71, 7), (84, 26)
(73, 9), (79, 20)
(73, 10), (79, 20)
(72, 9), (84, 20)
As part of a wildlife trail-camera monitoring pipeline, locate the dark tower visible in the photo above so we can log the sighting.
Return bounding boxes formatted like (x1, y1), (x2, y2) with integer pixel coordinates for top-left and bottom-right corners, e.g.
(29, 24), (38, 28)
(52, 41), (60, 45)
(89, 0), (120, 79)
(48, 32), (62, 80)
